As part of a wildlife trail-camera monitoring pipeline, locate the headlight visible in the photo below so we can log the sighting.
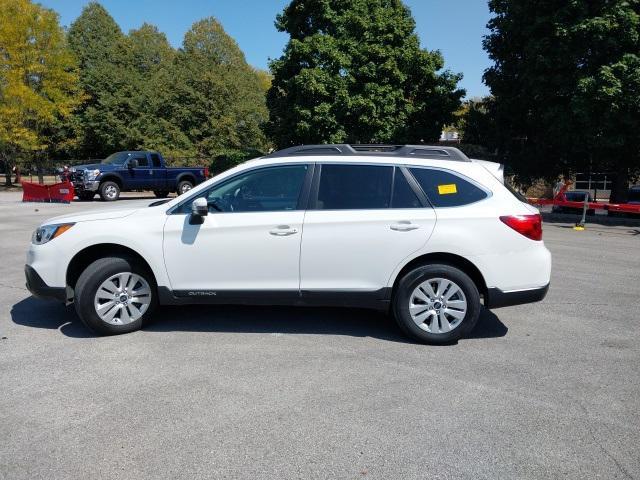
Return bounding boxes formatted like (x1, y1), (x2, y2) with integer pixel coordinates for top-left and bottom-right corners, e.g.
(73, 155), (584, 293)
(32, 223), (75, 245)
(86, 169), (100, 180)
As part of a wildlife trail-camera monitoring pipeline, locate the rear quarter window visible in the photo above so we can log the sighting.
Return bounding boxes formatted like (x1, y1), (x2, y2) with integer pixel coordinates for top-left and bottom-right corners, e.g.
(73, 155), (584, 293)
(409, 168), (488, 207)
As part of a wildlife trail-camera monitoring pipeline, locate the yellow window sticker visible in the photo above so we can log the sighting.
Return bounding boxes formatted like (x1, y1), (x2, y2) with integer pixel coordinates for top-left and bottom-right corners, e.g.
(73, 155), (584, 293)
(437, 183), (457, 195)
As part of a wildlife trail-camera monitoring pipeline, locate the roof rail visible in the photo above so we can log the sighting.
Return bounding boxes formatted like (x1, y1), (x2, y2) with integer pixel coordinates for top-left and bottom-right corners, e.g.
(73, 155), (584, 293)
(264, 144), (471, 162)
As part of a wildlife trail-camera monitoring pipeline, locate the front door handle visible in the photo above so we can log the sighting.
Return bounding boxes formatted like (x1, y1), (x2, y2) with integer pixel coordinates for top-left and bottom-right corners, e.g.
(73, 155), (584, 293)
(390, 221), (420, 232)
(269, 225), (298, 236)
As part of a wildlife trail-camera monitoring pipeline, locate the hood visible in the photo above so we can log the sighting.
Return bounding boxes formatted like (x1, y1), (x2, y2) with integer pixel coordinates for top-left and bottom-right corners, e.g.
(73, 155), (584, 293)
(72, 163), (103, 171)
(42, 208), (139, 226)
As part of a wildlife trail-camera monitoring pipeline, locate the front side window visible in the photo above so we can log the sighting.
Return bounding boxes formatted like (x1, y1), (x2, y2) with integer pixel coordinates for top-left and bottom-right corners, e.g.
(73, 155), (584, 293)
(409, 168), (488, 207)
(179, 165), (308, 214)
(150, 154), (162, 168)
(316, 164), (393, 210)
(130, 155), (148, 167)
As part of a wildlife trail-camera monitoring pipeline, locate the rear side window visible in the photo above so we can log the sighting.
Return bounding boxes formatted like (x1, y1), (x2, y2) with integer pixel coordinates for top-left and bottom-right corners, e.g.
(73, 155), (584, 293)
(316, 165), (392, 210)
(391, 169), (422, 208)
(409, 168), (488, 207)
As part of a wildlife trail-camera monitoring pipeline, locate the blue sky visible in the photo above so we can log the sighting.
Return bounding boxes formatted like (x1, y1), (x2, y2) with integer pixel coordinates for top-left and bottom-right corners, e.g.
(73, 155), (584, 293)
(41, 0), (492, 98)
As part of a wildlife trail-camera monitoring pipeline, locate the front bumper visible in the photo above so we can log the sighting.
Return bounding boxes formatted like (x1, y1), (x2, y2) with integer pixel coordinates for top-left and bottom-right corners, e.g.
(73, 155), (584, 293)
(485, 283), (549, 309)
(25, 265), (68, 302)
(72, 180), (99, 192)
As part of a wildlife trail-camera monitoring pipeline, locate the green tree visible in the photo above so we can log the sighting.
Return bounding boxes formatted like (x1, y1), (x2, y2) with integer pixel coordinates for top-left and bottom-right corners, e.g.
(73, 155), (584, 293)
(125, 23), (192, 156)
(165, 17), (269, 160)
(457, 97), (497, 149)
(267, 0), (464, 147)
(67, 2), (137, 157)
(0, 0), (81, 184)
(484, 0), (640, 201)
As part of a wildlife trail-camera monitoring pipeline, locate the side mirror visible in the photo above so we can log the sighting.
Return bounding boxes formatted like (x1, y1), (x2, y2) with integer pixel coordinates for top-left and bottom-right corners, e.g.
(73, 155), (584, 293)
(191, 197), (208, 217)
(128, 159), (139, 169)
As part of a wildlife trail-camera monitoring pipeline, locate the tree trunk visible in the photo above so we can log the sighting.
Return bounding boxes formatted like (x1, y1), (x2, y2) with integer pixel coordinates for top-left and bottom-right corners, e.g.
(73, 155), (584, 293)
(609, 166), (629, 203)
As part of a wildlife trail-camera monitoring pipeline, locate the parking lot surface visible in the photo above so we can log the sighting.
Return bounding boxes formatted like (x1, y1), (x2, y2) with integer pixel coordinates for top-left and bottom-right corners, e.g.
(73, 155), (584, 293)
(1, 191), (639, 480)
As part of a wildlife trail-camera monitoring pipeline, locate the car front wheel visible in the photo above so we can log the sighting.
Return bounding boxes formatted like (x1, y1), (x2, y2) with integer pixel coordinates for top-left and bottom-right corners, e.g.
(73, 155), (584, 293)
(99, 181), (120, 201)
(74, 257), (157, 335)
(393, 264), (481, 344)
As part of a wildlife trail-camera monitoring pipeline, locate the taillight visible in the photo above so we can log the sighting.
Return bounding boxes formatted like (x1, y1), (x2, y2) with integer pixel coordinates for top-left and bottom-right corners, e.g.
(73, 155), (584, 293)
(203, 167), (209, 178)
(499, 214), (543, 241)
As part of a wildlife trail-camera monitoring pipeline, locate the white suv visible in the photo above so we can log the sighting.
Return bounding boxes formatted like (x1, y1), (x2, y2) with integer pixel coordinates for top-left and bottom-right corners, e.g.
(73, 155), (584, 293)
(25, 145), (551, 344)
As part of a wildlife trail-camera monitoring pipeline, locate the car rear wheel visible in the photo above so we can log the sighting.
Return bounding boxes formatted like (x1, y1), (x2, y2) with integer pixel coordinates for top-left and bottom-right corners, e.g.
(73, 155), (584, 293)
(153, 190), (169, 198)
(99, 181), (120, 201)
(74, 257), (157, 335)
(393, 264), (481, 344)
(177, 180), (193, 195)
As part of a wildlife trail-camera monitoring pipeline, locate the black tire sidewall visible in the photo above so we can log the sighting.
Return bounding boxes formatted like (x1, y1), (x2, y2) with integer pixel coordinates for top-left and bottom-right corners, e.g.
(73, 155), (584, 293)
(393, 264), (481, 344)
(100, 181), (120, 201)
(74, 257), (157, 335)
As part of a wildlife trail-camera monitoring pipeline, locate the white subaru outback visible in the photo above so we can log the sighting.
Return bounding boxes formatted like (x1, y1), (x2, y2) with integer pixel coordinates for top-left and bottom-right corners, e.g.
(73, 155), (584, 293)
(25, 145), (551, 344)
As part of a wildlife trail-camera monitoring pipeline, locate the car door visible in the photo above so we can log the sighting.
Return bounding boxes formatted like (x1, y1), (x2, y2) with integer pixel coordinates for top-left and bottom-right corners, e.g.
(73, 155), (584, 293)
(128, 153), (153, 189)
(163, 163), (312, 294)
(299, 163), (437, 292)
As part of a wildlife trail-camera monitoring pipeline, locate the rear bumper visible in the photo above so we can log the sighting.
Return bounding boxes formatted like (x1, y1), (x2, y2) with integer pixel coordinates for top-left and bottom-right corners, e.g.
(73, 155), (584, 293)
(485, 283), (549, 309)
(25, 265), (67, 302)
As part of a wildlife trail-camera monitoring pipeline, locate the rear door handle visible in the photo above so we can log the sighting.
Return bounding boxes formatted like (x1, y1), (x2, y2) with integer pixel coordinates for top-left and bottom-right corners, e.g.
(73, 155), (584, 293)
(269, 225), (298, 236)
(390, 222), (420, 232)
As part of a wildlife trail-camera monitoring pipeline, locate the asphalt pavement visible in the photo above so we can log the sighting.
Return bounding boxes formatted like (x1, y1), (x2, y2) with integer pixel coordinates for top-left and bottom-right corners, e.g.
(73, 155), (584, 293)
(1, 191), (638, 480)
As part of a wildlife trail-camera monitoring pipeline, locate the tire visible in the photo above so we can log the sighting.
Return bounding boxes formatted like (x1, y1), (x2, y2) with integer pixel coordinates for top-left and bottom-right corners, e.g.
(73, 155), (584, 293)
(74, 257), (157, 336)
(99, 181), (120, 201)
(392, 264), (481, 344)
(153, 190), (169, 198)
(78, 192), (95, 201)
(177, 180), (193, 195)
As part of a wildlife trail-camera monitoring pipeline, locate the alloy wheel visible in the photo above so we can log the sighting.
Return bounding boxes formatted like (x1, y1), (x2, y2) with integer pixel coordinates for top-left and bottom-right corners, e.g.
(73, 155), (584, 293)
(409, 278), (467, 334)
(93, 272), (152, 325)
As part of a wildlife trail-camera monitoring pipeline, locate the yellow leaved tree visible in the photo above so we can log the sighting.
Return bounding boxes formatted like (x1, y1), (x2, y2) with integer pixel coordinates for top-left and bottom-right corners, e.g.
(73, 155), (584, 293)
(0, 0), (81, 185)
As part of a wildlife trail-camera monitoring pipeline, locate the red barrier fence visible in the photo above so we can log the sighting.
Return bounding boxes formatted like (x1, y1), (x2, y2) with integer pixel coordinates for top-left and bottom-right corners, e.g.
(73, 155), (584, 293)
(527, 180), (640, 215)
(22, 181), (74, 203)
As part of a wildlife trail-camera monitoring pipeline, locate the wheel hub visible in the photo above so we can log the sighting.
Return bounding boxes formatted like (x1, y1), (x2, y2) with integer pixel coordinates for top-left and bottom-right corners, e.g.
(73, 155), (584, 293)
(408, 277), (467, 334)
(94, 272), (152, 325)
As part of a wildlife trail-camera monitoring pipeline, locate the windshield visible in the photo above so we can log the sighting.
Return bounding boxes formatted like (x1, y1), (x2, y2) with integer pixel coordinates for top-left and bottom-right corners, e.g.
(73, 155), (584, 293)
(101, 152), (130, 165)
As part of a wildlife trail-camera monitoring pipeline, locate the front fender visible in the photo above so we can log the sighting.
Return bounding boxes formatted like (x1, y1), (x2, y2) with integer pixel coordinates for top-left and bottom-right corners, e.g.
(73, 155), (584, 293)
(27, 210), (170, 289)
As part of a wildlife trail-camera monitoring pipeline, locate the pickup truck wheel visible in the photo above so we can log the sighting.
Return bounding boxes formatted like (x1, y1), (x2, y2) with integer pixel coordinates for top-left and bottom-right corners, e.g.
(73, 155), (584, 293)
(153, 190), (169, 198)
(392, 264), (481, 344)
(100, 181), (120, 201)
(177, 180), (193, 195)
(74, 257), (157, 336)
